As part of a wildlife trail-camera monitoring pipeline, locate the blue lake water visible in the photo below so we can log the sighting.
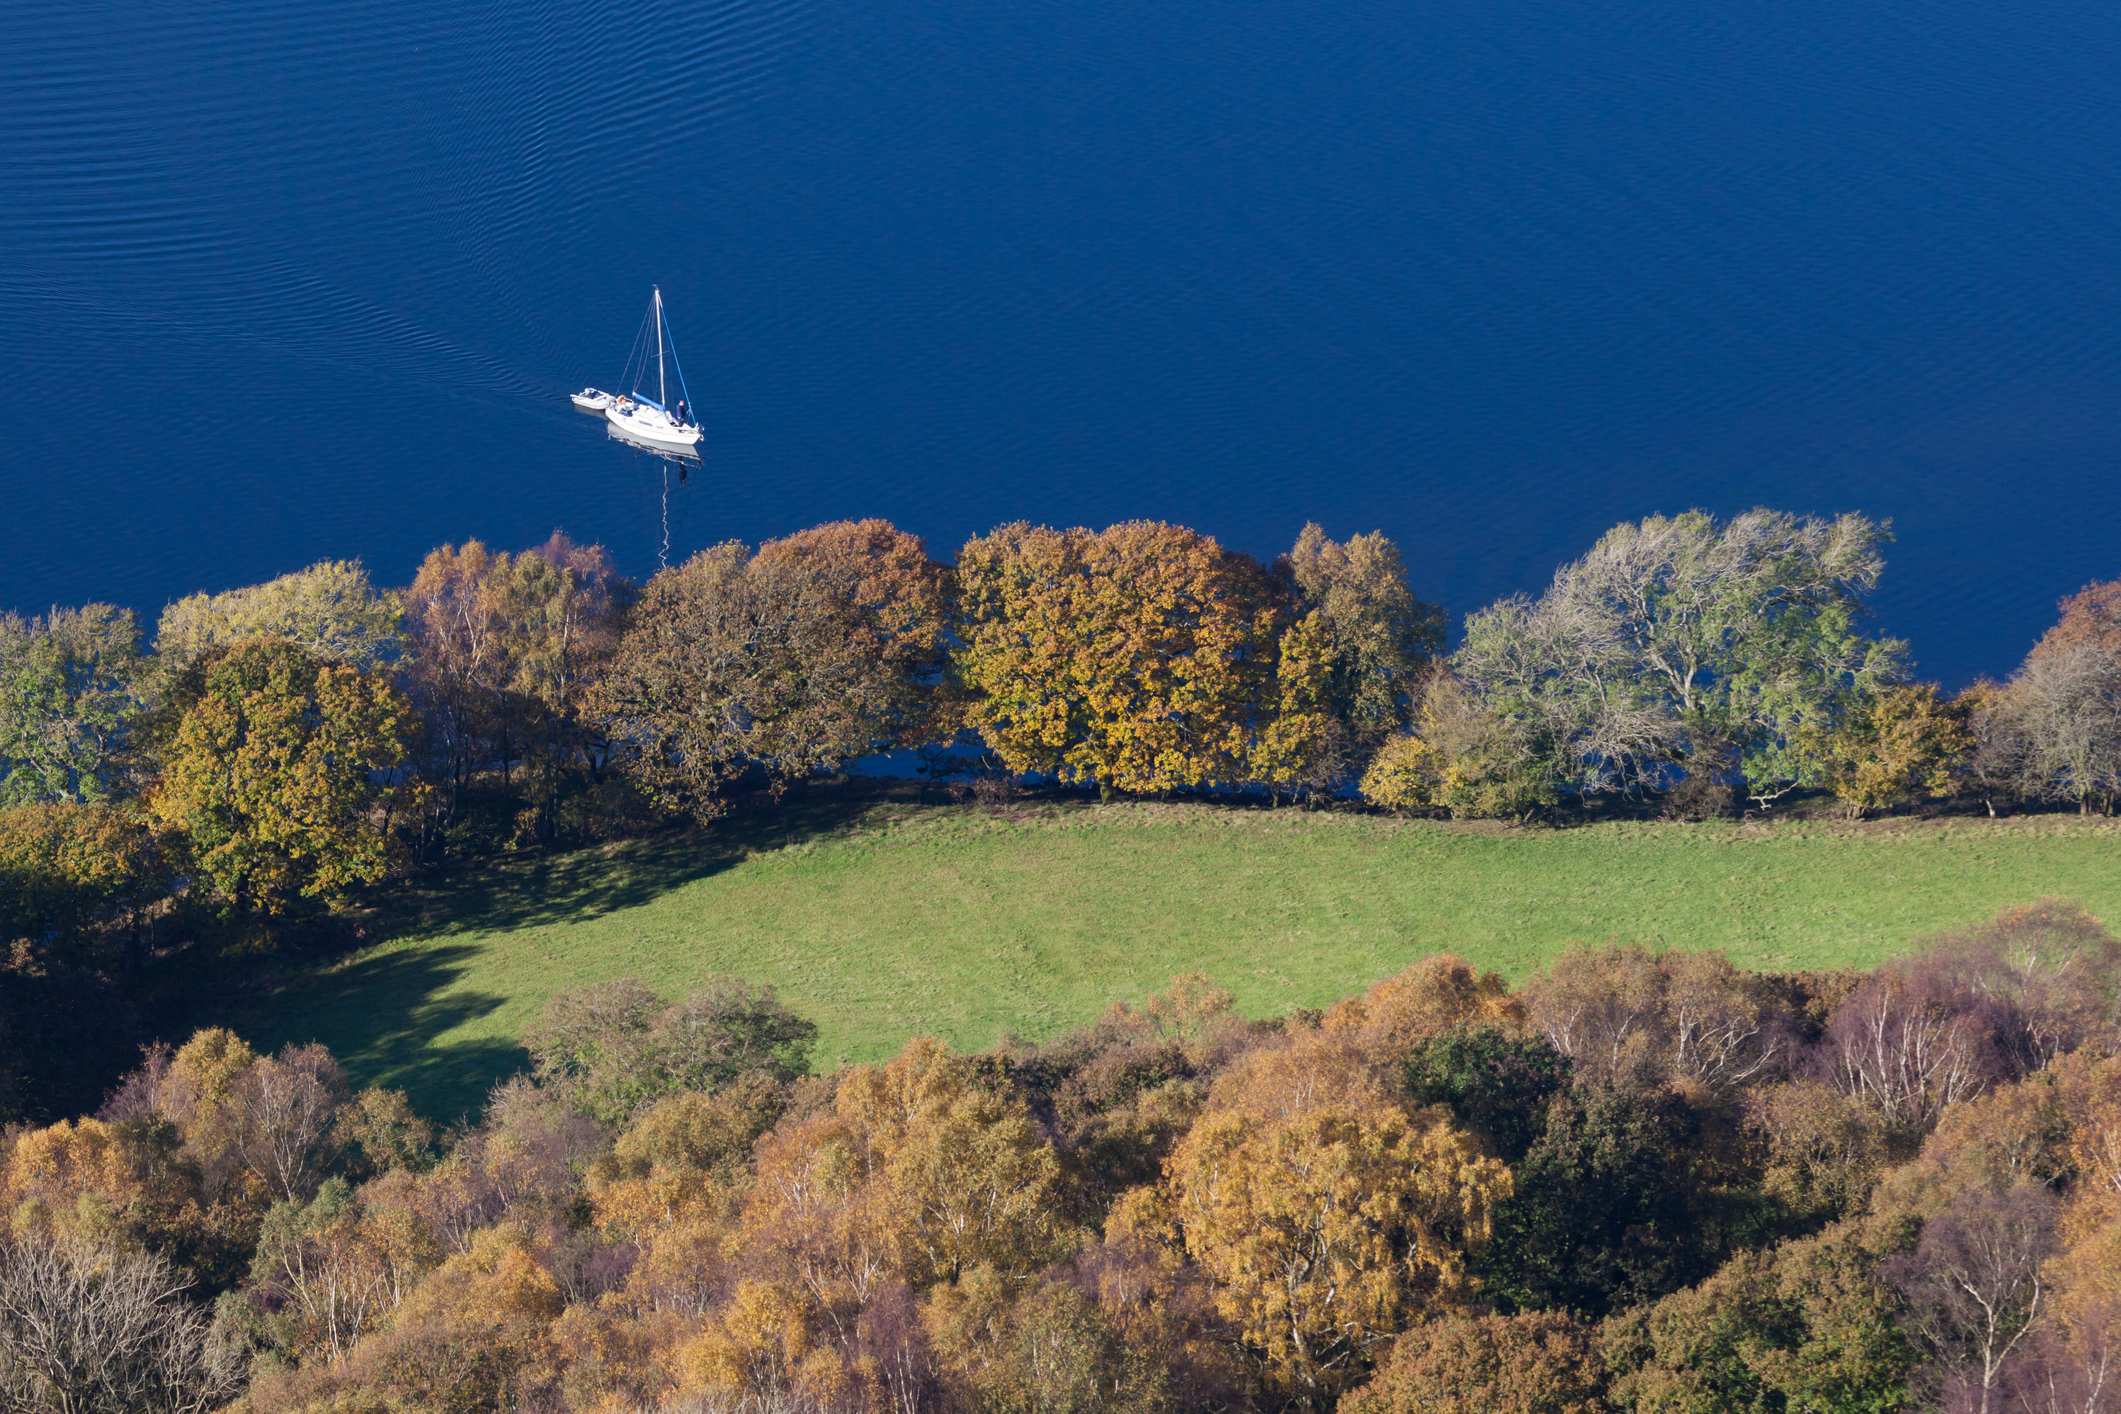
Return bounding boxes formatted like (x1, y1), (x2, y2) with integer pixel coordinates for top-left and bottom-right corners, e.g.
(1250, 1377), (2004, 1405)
(4, 0), (2119, 685)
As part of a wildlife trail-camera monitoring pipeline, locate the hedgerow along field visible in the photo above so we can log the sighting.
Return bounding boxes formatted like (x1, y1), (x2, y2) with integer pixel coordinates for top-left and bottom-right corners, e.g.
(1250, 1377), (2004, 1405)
(225, 791), (2121, 1119)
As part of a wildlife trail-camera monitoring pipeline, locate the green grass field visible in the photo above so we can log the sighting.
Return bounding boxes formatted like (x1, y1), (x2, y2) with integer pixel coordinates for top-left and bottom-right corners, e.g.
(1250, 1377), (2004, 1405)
(218, 793), (2121, 1119)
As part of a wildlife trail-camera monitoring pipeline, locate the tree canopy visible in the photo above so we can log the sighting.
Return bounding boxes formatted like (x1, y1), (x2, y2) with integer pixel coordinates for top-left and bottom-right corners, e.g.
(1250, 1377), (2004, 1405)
(148, 639), (420, 913)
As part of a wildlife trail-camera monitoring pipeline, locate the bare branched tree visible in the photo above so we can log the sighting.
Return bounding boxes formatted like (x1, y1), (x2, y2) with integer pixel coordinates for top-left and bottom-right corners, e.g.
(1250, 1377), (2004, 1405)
(0, 1229), (238, 1414)
(1821, 967), (2003, 1130)
(231, 1042), (350, 1202)
(1887, 1183), (2060, 1414)
(1523, 944), (1784, 1092)
(2012, 646), (2121, 816)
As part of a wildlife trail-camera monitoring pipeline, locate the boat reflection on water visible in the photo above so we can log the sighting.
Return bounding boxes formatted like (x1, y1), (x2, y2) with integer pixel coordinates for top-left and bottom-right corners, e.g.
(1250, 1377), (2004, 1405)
(607, 420), (700, 480)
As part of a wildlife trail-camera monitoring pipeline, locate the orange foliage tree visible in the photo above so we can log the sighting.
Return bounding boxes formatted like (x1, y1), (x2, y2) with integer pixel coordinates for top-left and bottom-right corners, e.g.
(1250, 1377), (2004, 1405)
(594, 520), (951, 822)
(954, 520), (1317, 798)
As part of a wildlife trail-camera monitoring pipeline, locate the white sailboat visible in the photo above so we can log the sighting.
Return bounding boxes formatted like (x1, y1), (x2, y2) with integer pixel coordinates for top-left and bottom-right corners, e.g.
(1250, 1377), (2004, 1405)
(606, 287), (702, 452)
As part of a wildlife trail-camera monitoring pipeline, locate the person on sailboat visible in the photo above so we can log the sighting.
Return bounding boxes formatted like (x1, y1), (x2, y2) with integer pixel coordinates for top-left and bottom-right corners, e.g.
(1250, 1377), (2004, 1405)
(674, 399), (688, 426)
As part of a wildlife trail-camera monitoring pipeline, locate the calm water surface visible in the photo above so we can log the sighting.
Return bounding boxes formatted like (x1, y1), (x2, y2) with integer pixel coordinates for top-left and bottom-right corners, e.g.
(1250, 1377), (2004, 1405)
(4, 0), (2119, 683)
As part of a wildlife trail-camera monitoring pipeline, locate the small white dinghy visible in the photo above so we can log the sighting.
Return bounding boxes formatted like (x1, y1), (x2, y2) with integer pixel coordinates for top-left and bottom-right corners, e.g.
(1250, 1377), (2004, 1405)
(606, 287), (702, 450)
(571, 388), (613, 413)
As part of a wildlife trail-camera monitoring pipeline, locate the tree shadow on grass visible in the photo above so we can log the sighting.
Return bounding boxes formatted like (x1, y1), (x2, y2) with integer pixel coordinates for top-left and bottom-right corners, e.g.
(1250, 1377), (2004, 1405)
(197, 943), (524, 1122)
(372, 780), (909, 944)
(158, 945), (521, 1119)
(148, 783), (923, 1122)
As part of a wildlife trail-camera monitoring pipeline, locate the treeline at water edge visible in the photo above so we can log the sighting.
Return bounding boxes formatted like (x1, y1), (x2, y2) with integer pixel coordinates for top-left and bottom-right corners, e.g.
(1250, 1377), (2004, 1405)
(2, 512), (2117, 1094)
(9, 903), (2121, 1412)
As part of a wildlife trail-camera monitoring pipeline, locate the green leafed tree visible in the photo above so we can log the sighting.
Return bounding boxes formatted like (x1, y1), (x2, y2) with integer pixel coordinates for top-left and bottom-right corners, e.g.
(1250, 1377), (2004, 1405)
(156, 559), (403, 670)
(1455, 508), (1908, 807)
(0, 605), (150, 806)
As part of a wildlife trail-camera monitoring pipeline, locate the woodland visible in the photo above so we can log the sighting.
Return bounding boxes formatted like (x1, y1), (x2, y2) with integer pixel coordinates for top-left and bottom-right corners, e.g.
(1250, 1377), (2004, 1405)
(1, 508), (2119, 1411)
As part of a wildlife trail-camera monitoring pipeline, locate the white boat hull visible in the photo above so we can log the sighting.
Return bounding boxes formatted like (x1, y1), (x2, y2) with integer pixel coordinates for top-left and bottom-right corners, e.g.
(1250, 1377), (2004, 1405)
(607, 400), (701, 448)
(571, 389), (613, 413)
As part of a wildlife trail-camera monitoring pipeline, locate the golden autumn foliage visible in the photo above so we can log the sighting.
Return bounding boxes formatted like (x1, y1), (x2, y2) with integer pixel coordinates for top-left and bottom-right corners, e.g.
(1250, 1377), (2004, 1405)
(1810, 682), (1976, 817)
(0, 801), (170, 970)
(317, 1224), (567, 1414)
(1341, 1311), (1608, 1414)
(1166, 1099), (1511, 1403)
(1161, 1021), (1513, 1404)
(1320, 954), (1523, 1060)
(2, 1116), (138, 1235)
(49, 907), (2121, 1414)
(149, 639), (422, 913)
(740, 1038), (1070, 1308)
(586, 1077), (783, 1236)
(953, 521), (1297, 796)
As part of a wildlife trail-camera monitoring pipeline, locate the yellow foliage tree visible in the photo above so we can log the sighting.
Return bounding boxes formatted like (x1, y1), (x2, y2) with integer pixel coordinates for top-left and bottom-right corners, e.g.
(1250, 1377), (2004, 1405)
(1810, 682), (1975, 818)
(953, 521), (1286, 797)
(1, 1117), (137, 1237)
(1166, 1100), (1512, 1404)
(1250, 608), (1343, 801)
(1320, 954), (1523, 1059)
(149, 640), (423, 914)
(332, 1224), (566, 1414)
(156, 559), (403, 668)
(738, 1036), (1070, 1357)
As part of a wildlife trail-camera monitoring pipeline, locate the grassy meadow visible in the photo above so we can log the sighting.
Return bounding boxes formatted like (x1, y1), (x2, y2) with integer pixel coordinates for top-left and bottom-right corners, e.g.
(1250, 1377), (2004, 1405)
(217, 792), (2121, 1119)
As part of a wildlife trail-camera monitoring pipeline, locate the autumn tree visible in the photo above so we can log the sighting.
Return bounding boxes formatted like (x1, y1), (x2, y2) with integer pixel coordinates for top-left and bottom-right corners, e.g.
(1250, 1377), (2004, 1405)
(2032, 579), (2121, 663)
(1741, 1079), (1895, 1227)
(1817, 956), (2019, 1133)
(1522, 944), (1786, 1094)
(147, 640), (422, 915)
(954, 520), (1290, 798)
(284, 1224), (567, 1413)
(227, 1043), (351, 1204)
(1358, 669), (1560, 819)
(237, 1175), (442, 1368)
(0, 802), (171, 972)
(1319, 952), (1524, 1062)
(1886, 1183), (2061, 1414)
(1279, 523), (1447, 742)
(0, 605), (151, 806)
(2005, 644), (2121, 815)
(155, 560), (402, 669)
(1341, 1310), (1609, 1414)
(732, 1036), (1070, 1371)
(400, 533), (633, 840)
(595, 520), (951, 821)
(921, 1265), (1172, 1414)
(1812, 682), (1977, 817)
(585, 1076), (785, 1236)
(1163, 1027), (1512, 1404)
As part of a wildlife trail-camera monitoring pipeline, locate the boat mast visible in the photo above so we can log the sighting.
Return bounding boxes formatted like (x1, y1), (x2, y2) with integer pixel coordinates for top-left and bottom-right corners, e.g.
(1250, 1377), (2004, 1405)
(655, 287), (666, 408)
